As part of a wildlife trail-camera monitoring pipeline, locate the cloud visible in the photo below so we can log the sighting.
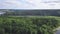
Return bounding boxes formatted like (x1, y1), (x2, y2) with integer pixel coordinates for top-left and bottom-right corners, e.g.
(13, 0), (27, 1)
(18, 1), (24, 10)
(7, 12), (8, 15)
(0, 0), (37, 9)
(0, 0), (60, 9)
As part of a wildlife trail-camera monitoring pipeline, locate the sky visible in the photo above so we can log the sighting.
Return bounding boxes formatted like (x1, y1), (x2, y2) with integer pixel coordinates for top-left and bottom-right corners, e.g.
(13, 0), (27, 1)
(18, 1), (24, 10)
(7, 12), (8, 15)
(0, 0), (60, 9)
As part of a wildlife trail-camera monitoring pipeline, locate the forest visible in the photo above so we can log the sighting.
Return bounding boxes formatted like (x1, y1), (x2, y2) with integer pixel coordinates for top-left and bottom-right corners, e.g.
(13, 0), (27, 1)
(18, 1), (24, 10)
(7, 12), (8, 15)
(0, 10), (60, 16)
(0, 10), (60, 34)
(0, 16), (60, 34)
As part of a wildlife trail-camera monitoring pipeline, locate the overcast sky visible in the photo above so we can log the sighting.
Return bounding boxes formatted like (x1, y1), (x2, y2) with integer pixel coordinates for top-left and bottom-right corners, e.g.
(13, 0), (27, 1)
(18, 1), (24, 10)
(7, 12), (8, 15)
(0, 0), (60, 9)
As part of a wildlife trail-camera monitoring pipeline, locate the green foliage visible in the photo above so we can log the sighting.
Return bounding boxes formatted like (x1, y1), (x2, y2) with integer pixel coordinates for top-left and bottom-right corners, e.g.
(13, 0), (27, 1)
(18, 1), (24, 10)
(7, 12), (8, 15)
(0, 16), (60, 34)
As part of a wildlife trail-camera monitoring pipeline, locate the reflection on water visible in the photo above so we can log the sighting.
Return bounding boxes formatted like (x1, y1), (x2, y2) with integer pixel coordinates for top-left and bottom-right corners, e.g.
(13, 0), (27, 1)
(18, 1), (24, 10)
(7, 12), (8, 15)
(0, 12), (6, 14)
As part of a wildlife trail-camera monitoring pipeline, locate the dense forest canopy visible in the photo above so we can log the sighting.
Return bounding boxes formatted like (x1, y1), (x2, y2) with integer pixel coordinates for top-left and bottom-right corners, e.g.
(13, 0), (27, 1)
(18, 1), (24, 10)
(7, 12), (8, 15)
(0, 16), (60, 34)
